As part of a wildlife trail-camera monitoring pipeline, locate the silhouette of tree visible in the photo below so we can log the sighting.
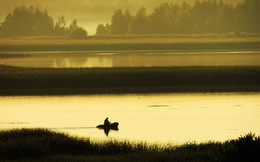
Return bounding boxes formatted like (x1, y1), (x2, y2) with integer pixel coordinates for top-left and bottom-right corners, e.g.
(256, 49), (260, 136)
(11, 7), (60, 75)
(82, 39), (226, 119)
(95, 23), (111, 35)
(70, 27), (87, 39)
(0, 6), (89, 38)
(69, 19), (87, 39)
(149, 3), (178, 34)
(124, 10), (132, 34)
(110, 9), (132, 35)
(0, 6), (54, 37)
(33, 8), (54, 35)
(0, 17), (2, 33)
(54, 16), (67, 35)
(96, 0), (260, 35)
(96, 24), (107, 35)
(128, 7), (149, 34)
(216, 2), (235, 33)
(2, 1), (259, 37)
(69, 19), (78, 32)
(236, 0), (260, 33)
(174, 2), (192, 34)
(105, 23), (111, 35)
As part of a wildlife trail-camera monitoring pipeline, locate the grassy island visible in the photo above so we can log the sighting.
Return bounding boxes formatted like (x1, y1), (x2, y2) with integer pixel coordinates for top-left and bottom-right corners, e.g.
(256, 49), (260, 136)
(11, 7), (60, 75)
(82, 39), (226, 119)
(0, 65), (260, 95)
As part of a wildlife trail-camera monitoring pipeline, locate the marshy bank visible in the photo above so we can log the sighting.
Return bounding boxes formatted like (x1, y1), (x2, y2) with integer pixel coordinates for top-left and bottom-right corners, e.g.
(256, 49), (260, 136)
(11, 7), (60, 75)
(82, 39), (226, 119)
(0, 65), (260, 95)
(0, 128), (259, 161)
(0, 35), (260, 52)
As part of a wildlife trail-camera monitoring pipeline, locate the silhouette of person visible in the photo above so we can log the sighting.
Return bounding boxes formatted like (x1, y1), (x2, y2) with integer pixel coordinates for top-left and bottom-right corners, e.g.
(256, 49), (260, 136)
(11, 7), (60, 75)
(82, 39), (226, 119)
(97, 118), (119, 136)
(104, 117), (110, 126)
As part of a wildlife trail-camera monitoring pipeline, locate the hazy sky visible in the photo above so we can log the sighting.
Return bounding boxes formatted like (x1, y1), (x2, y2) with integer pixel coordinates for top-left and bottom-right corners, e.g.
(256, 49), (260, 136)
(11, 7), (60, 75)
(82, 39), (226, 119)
(0, 0), (244, 35)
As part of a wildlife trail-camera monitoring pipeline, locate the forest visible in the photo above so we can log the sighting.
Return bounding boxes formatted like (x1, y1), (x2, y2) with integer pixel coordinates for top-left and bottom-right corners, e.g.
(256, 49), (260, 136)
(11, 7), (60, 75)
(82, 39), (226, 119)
(0, 0), (259, 37)
(0, 6), (87, 38)
(97, 0), (260, 35)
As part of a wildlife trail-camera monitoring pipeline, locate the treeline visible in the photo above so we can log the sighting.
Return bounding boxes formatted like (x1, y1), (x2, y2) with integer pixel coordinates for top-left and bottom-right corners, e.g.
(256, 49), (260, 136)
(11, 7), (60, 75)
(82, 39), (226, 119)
(0, 6), (87, 38)
(1, 0), (259, 37)
(96, 0), (260, 35)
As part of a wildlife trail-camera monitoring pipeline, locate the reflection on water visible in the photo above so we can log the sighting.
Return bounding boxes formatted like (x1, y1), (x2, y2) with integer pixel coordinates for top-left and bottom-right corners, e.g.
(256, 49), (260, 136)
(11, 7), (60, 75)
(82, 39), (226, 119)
(1, 50), (260, 68)
(51, 57), (113, 68)
(97, 126), (119, 136)
(0, 93), (260, 144)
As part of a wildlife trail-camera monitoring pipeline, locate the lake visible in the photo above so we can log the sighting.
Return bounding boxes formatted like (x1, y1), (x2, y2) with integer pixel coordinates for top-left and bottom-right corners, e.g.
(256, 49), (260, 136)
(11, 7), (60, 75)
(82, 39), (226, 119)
(1, 50), (260, 67)
(1, 93), (259, 144)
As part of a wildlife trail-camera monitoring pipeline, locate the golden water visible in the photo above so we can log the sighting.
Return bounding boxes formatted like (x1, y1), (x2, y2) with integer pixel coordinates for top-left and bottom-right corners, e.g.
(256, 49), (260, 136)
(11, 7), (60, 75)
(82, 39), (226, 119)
(1, 51), (260, 68)
(0, 93), (260, 144)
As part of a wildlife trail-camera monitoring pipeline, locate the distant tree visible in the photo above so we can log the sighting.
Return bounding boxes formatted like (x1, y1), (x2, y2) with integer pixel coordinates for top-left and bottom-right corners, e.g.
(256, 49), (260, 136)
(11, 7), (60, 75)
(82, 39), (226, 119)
(70, 27), (87, 39)
(123, 10), (132, 33)
(68, 19), (87, 39)
(33, 9), (54, 35)
(149, 3), (178, 34)
(68, 18), (88, 39)
(105, 23), (111, 34)
(0, 17), (2, 33)
(128, 7), (149, 34)
(110, 9), (124, 34)
(69, 19), (78, 32)
(0, 6), (54, 37)
(96, 0), (260, 35)
(175, 2), (192, 34)
(110, 9), (132, 35)
(58, 16), (66, 28)
(216, 2), (235, 33)
(53, 15), (67, 35)
(236, 0), (260, 33)
(96, 24), (107, 35)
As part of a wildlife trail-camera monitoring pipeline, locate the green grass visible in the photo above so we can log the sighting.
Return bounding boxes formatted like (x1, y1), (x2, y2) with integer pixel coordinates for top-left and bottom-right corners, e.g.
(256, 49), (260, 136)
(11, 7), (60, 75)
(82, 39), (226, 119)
(0, 128), (260, 161)
(0, 65), (260, 95)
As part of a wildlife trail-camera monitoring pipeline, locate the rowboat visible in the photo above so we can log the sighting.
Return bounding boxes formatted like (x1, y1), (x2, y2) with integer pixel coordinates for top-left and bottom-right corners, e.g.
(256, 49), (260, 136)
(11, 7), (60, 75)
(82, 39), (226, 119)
(96, 122), (119, 130)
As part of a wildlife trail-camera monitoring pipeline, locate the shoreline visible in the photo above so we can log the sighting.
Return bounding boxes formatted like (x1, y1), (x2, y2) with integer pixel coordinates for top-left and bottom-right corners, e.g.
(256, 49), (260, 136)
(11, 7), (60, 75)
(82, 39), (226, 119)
(1, 41), (260, 52)
(1, 85), (260, 96)
(0, 36), (260, 52)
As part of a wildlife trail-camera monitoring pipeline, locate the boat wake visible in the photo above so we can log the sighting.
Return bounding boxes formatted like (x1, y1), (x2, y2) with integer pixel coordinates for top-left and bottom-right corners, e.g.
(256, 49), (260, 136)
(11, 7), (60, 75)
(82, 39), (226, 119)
(51, 127), (96, 130)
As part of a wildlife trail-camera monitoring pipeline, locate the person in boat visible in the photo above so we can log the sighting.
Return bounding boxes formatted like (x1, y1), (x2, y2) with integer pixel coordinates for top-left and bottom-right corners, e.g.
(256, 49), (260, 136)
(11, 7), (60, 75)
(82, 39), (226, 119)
(104, 117), (110, 126)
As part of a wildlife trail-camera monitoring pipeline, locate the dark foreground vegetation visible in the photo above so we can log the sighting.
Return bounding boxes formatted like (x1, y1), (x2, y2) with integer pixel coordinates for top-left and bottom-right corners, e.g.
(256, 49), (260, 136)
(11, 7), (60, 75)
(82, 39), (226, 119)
(0, 65), (260, 95)
(0, 129), (260, 161)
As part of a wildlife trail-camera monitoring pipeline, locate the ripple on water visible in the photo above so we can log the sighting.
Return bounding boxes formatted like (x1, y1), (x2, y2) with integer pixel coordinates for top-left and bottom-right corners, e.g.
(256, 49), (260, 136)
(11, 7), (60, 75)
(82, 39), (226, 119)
(147, 105), (169, 108)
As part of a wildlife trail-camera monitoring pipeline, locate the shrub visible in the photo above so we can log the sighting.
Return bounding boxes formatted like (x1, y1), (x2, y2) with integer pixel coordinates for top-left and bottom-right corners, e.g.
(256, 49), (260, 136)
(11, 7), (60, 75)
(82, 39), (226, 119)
(70, 27), (87, 39)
